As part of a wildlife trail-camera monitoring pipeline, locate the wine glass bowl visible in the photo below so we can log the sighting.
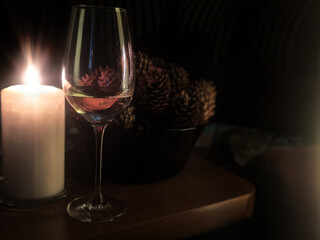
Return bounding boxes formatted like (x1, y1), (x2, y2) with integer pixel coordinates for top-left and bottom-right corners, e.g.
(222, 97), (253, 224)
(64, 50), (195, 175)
(62, 5), (134, 222)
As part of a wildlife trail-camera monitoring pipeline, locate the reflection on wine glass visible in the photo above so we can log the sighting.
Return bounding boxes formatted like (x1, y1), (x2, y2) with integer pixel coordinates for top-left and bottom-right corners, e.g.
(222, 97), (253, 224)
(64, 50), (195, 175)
(62, 5), (135, 222)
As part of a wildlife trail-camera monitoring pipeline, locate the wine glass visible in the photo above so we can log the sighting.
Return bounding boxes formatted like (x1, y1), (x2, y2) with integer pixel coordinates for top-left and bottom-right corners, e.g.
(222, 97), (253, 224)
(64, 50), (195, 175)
(62, 5), (135, 222)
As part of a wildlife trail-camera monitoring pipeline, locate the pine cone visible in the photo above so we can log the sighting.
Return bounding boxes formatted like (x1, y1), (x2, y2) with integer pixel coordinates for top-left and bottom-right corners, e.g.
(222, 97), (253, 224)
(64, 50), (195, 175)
(78, 66), (119, 91)
(170, 80), (217, 128)
(132, 114), (151, 134)
(95, 66), (119, 88)
(111, 105), (136, 129)
(134, 51), (153, 75)
(152, 57), (166, 68)
(109, 105), (151, 134)
(132, 52), (217, 129)
(78, 72), (98, 87)
(134, 66), (171, 117)
(168, 62), (190, 93)
(170, 89), (201, 128)
(192, 79), (217, 125)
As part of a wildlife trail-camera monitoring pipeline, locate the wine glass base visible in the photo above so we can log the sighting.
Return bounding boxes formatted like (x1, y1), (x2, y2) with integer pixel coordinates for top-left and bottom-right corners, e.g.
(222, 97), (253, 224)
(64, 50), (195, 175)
(67, 196), (126, 222)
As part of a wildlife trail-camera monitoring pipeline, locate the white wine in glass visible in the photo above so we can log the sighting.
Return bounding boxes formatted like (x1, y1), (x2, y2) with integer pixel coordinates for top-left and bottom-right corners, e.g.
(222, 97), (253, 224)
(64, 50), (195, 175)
(62, 5), (135, 222)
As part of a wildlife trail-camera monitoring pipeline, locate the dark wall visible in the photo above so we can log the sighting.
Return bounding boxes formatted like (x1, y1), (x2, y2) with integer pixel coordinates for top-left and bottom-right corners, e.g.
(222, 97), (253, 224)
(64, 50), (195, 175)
(1, 0), (320, 140)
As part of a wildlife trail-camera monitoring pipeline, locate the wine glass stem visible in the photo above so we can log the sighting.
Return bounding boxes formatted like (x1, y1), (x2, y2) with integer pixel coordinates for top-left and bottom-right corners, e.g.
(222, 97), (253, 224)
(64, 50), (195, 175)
(91, 124), (108, 205)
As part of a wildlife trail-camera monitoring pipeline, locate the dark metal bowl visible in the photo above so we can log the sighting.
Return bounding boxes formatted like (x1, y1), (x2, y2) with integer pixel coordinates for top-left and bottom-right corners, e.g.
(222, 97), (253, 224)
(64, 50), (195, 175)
(102, 127), (200, 183)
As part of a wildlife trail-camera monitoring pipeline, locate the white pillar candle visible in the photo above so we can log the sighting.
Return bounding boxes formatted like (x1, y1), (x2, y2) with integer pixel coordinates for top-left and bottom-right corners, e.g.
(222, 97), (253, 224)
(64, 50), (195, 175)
(1, 85), (65, 199)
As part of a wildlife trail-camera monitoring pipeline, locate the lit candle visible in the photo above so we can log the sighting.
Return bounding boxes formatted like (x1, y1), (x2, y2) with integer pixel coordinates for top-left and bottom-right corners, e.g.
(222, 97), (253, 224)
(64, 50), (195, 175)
(1, 66), (65, 199)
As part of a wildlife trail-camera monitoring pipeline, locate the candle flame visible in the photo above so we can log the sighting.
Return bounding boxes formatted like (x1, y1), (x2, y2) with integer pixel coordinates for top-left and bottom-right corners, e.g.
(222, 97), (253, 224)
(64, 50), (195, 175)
(23, 65), (41, 85)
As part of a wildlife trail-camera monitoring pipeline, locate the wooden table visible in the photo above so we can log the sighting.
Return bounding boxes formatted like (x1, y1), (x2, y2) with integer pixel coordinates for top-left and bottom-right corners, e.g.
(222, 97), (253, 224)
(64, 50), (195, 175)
(0, 151), (255, 240)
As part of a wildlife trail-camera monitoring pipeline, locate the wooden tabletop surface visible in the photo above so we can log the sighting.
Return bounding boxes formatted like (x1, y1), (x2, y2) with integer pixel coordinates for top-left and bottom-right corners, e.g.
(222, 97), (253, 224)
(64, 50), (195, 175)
(0, 151), (255, 240)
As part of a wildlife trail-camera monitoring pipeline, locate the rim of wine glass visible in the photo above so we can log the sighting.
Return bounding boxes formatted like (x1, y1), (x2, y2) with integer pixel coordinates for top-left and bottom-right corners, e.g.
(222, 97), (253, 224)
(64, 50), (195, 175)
(73, 5), (127, 12)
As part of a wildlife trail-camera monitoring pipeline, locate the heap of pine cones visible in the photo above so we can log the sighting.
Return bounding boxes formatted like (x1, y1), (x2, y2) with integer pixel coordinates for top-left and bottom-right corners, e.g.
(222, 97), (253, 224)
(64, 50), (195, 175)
(111, 51), (217, 133)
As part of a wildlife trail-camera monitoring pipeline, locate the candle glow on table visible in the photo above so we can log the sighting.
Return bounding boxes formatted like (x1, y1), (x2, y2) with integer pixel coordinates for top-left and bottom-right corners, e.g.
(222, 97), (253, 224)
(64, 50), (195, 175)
(1, 65), (65, 199)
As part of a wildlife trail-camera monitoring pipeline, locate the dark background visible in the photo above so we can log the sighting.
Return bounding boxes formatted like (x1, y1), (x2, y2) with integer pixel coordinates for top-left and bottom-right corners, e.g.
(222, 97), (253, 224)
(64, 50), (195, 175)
(1, 0), (320, 141)
(1, 1), (320, 239)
